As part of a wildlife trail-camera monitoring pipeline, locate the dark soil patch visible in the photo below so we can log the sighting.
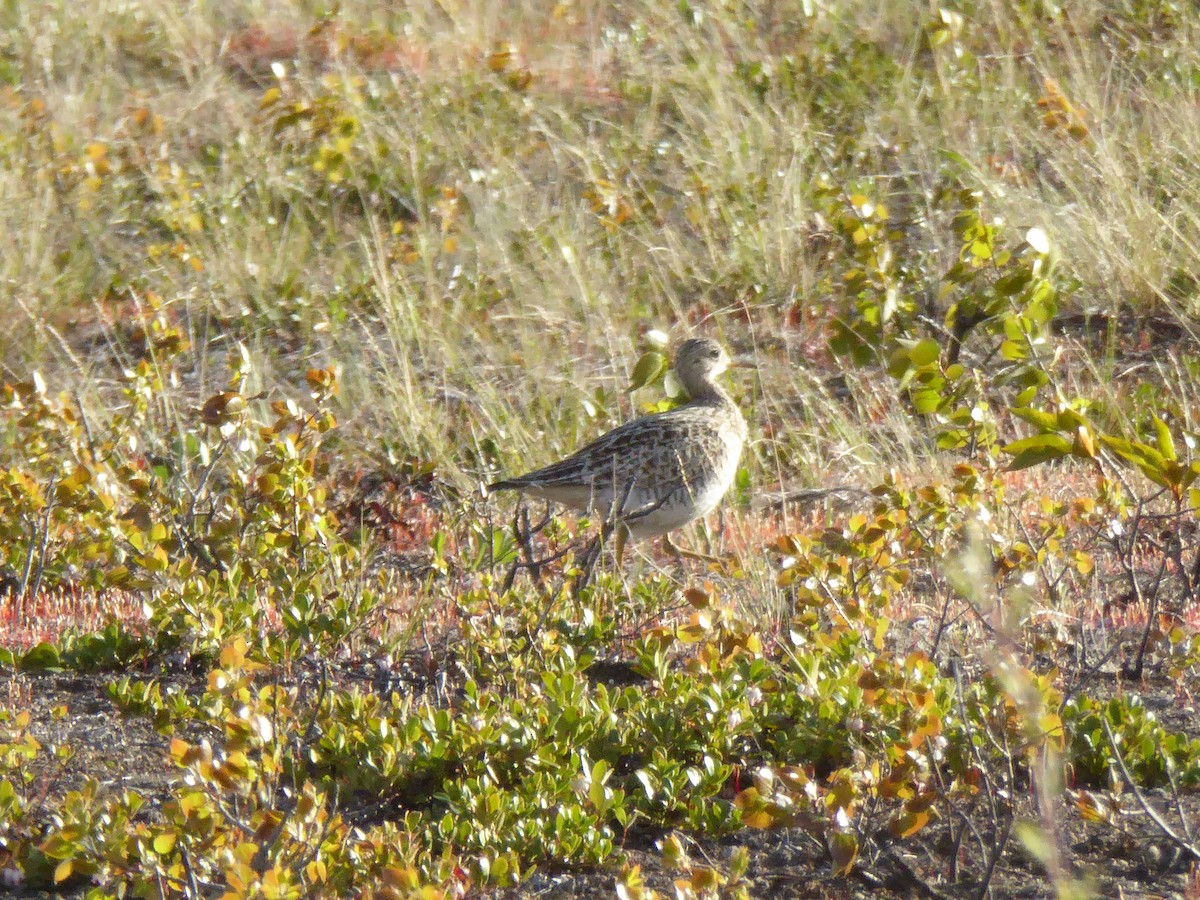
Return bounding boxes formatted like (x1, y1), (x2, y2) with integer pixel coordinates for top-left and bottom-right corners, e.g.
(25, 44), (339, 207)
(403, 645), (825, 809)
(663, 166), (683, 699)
(7, 669), (192, 810)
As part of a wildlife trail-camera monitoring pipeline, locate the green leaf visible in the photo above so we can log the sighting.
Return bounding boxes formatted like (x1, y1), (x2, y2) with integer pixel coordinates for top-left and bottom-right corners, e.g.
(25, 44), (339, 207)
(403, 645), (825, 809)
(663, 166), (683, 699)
(995, 271), (1032, 296)
(1010, 407), (1060, 431)
(909, 338), (941, 367)
(912, 389), (942, 414)
(21, 642), (62, 670)
(729, 846), (750, 878)
(887, 347), (913, 380)
(1056, 408), (1090, 431)
(952, 210), (981, 240)
(1002, 434), (1072, 470)
(939, 149), (971, 168)
(626, 351), (666, 393)
(1153, 416), (1177, 462)
(1100, 434), (1172, 489)
(1000, 340), (1028, 361)
(589, 760), (610, 809)
(1186, 462), (1200, 493)
(1099, 436), (1167, 472)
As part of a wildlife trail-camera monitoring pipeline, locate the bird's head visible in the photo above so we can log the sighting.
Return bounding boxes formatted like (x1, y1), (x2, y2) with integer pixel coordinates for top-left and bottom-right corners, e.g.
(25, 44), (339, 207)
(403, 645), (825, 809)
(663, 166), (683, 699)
(673, 337), (733, 395)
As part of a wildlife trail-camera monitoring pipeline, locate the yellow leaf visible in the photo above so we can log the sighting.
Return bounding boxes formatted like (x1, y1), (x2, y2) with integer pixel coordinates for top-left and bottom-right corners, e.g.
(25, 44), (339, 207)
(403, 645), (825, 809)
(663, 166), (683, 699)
(488, 49), (511, 71)
(220, 636), (247, 668)
(888, 809), (931, 838)
(1072, 425), (1095, 460)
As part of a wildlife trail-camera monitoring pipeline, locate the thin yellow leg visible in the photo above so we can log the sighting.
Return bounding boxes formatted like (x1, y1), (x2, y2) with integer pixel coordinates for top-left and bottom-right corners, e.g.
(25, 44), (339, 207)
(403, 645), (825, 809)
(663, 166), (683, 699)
(662, 533), (720, 563)
(662, 533), (744, 572)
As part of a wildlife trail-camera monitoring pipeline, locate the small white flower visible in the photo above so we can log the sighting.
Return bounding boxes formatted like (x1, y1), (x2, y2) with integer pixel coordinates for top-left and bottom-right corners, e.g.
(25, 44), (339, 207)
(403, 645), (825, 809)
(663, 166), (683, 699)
(1026, 227), (1050, 255)
(645, 329), (670, 349)
(571, 773), (590, 797)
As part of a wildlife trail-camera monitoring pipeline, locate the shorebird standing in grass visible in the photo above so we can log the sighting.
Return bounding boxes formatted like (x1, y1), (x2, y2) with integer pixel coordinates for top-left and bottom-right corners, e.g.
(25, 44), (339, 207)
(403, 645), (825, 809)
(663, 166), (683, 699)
(488, 337), (748, 564)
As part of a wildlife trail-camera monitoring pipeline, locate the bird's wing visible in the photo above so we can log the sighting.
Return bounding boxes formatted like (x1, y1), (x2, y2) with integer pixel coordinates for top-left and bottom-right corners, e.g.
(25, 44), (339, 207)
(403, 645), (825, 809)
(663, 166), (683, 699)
(498, 408), (696, 491)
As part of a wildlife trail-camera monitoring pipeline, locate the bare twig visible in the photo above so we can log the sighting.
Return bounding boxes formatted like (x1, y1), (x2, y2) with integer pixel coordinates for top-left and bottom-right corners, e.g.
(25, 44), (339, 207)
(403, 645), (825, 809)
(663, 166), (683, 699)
(179, 844), (202, 899)
(19, 473), (57, 601)
(1058, 633), (1133, 713)
(1101, 716), (1200, 864)
(975, 810), (1014, 900)
(883, 846), (958, 900)
(1159, 734), (1194, 844)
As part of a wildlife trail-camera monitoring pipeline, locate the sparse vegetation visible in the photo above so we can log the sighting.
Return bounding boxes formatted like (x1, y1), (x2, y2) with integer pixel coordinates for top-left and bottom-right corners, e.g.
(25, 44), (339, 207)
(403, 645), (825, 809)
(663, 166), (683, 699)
(1, 1), (1200, 897)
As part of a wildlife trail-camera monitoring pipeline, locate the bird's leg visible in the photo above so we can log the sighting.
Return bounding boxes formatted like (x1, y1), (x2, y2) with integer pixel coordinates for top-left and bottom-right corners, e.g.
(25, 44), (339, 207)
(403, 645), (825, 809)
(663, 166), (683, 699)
(606, 479), (637, 568)
(614, 523), (628, 566)
(572, 531), (604, 595)
(610, 524), (638, 599)
(662, 532), (745, 572)
(662, 533), (721, 564)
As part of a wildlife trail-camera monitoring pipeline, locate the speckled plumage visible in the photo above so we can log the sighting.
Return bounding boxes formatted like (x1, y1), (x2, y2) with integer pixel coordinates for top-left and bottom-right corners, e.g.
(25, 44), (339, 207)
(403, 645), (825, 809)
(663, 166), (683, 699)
(489, 338), (747, 545)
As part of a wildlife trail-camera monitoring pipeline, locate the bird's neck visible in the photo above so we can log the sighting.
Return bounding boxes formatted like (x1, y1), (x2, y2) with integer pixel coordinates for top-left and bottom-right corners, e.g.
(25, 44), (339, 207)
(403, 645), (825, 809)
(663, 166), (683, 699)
(686, 378), (734, 407)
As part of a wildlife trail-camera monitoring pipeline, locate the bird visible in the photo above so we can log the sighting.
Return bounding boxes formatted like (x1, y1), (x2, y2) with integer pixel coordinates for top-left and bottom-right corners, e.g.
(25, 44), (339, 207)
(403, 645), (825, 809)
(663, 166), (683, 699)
(488, 337), (748, 563)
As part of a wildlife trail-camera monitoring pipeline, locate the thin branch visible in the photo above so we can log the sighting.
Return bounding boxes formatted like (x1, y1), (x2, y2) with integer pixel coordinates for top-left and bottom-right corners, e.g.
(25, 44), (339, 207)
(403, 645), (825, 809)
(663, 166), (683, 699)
(883, 846), (958, 900)
(975, 811), (1014, 900)
(1101, 717), (1200, 864)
